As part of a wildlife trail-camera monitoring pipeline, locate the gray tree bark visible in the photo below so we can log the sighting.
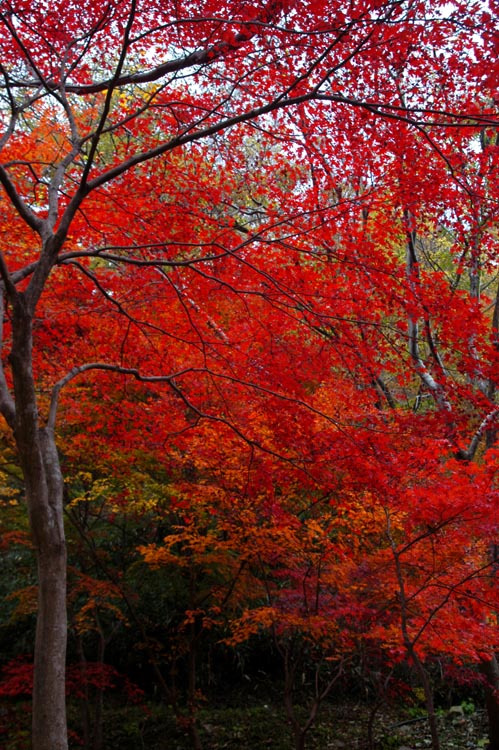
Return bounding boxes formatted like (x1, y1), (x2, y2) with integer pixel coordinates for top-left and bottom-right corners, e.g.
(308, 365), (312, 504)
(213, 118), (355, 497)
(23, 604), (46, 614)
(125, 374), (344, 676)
(1, 292), (68, 750)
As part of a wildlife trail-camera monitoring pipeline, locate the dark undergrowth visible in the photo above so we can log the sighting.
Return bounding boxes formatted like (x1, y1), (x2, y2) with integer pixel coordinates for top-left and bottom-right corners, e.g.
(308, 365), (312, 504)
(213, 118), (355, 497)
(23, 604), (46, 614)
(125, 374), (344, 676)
(76, 698), (490, 750)
(1, 696), (489, 750)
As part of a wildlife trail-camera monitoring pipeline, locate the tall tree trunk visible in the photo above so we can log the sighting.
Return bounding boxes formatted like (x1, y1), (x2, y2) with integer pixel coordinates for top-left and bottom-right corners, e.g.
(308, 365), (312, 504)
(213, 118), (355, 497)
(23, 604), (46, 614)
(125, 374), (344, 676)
(412, 652), (440, 750)
(481, 655), (499, 750)
(33, 501), (67, 750)
(10, 303), (68, 750)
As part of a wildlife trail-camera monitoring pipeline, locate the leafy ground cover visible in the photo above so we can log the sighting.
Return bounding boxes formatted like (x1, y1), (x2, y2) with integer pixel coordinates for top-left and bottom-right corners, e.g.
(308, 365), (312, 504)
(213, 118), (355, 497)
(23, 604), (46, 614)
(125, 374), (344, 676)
(80, 700), (489, 750)
(1, 693), (490, 749)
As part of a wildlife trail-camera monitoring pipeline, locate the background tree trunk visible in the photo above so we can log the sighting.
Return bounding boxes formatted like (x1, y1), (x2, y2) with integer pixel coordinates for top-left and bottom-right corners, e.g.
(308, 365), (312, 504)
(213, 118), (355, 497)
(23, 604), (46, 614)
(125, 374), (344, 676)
(480, 655), (499, 750)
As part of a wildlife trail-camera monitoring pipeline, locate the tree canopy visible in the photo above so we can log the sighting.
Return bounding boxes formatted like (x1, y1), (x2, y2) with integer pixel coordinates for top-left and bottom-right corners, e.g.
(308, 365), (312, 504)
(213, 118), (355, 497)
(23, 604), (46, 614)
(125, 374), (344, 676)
(0, 1), (498, 749)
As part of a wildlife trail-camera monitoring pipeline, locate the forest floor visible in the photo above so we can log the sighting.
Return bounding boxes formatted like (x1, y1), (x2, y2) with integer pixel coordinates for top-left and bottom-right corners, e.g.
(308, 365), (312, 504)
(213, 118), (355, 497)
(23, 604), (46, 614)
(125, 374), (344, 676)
(98, 698), (490, 750)
(2, 694), (490, 749)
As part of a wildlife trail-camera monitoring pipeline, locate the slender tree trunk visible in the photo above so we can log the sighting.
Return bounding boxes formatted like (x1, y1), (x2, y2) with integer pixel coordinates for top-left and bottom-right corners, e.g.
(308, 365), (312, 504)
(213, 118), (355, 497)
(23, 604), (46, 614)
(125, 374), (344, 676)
(10, 303), (68, 750)
(366, 698), (384, 750)
(412, 652), (440, 750)
(186, 618), (202, 750)
(480, 655), (499, 750)
(282, 644), (310, 750)
(386, 511), (439, 750)
(33, 514), (68, 750)
(293, 730), (307, 750)
(76, 634), (91, 749)
(93, 617), (106, 750)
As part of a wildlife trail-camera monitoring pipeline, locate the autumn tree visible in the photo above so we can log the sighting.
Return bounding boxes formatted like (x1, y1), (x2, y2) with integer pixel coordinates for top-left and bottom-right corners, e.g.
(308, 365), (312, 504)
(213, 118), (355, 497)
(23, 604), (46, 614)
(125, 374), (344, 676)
(0, 1), (497, 749)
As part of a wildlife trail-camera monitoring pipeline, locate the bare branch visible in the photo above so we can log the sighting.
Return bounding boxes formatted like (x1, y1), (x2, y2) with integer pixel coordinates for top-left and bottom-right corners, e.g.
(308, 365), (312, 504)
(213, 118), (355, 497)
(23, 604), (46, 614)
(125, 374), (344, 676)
(0, 289), (15, 428)
(457, 408), (499, 462)
(0, 164), (44, 234)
